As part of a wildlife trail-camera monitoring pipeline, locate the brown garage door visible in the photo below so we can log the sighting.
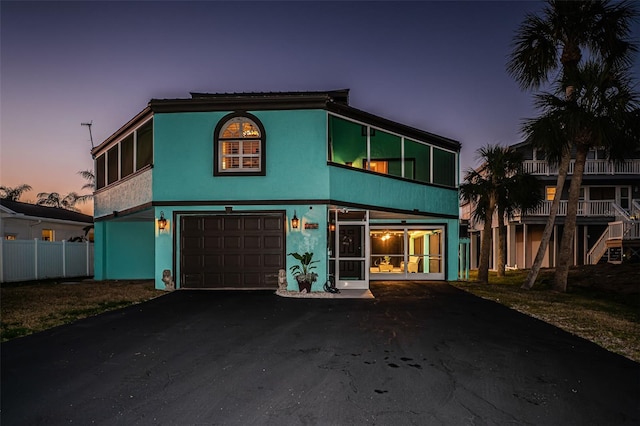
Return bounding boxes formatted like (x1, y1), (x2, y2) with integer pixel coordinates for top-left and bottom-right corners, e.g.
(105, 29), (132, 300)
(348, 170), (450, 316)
(180, 214), (284, 288)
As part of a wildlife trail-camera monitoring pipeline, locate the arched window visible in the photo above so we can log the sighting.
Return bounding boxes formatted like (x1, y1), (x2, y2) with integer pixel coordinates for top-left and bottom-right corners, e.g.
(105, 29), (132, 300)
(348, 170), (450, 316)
(214, 113), (266, 176)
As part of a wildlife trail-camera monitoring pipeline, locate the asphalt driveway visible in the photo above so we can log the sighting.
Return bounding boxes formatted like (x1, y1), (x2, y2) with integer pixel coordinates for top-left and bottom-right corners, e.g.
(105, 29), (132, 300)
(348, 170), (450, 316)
(2, 282), (639, 425)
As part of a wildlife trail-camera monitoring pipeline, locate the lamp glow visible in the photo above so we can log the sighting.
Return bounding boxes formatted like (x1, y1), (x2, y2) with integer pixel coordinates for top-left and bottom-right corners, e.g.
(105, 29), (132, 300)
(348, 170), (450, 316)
(158, 211), (168, 231)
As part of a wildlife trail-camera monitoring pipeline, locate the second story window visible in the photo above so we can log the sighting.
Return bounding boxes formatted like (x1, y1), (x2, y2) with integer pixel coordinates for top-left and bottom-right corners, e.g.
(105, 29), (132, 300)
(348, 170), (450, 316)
(95, 118), (153, 190)
(214, 113), (266, 176)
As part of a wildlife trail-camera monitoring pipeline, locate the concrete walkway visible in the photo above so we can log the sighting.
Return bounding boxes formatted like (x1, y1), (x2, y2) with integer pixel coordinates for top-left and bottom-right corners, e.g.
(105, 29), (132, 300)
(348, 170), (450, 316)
(2, 281), (638, 425)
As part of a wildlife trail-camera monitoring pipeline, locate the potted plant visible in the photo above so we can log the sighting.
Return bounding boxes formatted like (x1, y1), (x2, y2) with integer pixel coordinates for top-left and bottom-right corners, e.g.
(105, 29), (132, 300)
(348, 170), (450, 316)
(288, 251), (319, 292)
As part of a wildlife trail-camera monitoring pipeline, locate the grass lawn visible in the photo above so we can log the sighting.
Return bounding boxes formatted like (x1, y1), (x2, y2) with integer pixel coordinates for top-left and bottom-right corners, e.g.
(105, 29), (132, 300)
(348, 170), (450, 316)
(1, 279), (164, 341)
(452, 263), (640, 363)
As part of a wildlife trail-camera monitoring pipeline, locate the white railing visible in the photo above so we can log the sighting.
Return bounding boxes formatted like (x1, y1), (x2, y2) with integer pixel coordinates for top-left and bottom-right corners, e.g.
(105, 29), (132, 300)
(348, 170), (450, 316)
(586, 227), (610, 265)
(522, 159), (640, 176)
(0, 239), (94, 283)
(521, 200), (614, 217)
(608, 221), (640, 240)
(611, 203), (631, 222)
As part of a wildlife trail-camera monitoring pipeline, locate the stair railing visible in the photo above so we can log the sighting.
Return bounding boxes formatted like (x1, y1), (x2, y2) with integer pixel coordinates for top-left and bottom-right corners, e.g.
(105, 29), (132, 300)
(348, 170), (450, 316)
(586, 226), (611, 265)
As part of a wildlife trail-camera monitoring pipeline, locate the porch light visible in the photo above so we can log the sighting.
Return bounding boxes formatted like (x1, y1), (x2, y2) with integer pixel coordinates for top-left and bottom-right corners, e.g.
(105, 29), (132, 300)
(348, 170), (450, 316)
(292, 211), (299, 229)
(158, 211), (168, 231)
(329, 223), (336, 232)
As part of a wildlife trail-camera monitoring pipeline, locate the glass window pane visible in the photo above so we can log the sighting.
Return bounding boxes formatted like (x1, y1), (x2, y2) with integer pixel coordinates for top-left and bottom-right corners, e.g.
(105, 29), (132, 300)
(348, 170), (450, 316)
(136, 120), (153, 170)
(223, 141), (239, 155)
(546, 187), (556, 201)
(370, 129), (402, 178)
(370, 230), (404, 272)
(242, 141), (260, 154)
(405, 139), (430, 182)
(107, 145), (118, 184)
(96, 154), (106, 189)
(222, 157), (240, 169)
(242, 157), (259, 168)
(120, 134), (134, 178)
(329, 115), (367, 169)
(433, 148), (456, 186)
(242, 122), (260, 137)
(222, 122), (241, 138)
(409, 229), (442, 273)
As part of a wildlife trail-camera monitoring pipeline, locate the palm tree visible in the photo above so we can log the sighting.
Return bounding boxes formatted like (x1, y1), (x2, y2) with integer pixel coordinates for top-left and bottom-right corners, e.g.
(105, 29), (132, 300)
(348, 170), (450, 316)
(76, 169), (95, 204)
(0, 184), (32, 201)
(460, 145), (542, 283)
(36, 192), (81, 212)
(537, 62), (639, 292)
(507, 0), (638, 290)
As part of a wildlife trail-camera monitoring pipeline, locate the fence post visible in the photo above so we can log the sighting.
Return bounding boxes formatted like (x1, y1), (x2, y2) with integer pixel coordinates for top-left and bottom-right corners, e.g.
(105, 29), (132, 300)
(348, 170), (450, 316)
(62, 240), (67, 278)
(86, 240), (90, 276)
(34, 238), (39, 280)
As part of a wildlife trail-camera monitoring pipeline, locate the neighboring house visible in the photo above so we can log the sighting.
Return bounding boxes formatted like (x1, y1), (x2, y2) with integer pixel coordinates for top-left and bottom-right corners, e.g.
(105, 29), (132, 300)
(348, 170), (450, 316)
(463, 141), (640, 270)
(0, 199), (93, 242)
(91, 90), (461, 291)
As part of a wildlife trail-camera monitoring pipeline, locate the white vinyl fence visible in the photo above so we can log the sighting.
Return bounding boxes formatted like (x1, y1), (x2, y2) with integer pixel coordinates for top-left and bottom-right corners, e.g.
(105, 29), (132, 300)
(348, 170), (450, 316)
(0, 239), (94, 283)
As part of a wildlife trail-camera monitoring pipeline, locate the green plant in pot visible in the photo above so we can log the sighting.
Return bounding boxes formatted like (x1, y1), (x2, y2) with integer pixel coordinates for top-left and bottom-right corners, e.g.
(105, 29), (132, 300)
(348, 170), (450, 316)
(288, 251), (319, 292)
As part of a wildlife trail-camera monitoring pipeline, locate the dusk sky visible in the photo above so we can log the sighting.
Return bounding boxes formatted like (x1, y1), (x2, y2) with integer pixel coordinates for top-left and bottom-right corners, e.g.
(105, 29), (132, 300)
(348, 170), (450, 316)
(2, 1), (638, 214)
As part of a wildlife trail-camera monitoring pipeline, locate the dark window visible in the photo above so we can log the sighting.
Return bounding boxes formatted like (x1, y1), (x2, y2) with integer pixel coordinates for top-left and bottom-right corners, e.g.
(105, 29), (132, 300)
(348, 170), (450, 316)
(136, 120), (153, 170)
(369, 129), (402, 178)
(96, 154), (106, 189)
(432, 148), (456, 187)
(405, 138), (430, 183)
(107, 145), (119, 185)
(328, 115), (367, 170)
(121, 134), (134, 178)
(214, 113), (265, 176)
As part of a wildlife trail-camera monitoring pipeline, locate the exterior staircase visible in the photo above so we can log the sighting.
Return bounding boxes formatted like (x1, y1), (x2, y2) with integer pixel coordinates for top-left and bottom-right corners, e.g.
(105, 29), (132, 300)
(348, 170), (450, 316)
(586, 201), (640, 264)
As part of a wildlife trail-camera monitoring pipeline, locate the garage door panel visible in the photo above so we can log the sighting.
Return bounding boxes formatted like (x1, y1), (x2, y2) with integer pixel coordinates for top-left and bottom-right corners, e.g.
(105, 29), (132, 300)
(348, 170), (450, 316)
(223, 272), (242, 287)
(243, 217), (261, 231)
(183, 255), (204, 269)
(224, 254), (242, 267)
(242, 272), (262, 286)
(182, 219), (202, 233)
(181, 214), (284, 289)
(264, 236), (282, 249)
(224, 217), (242, 231)
(264, 254), (283, 268)
(264, 217), (282, 231)
(203, 217), (223, 232)
(203, 254), (224, 268)
(203, 236), (223, 249)
(244, 253), (262, 267)
(182, 236), (203, 250)
(224, 236), (242, 249)
(203, 273), (225, 284)
(244, 236), (262, 249)
(183, 273), (204, 288)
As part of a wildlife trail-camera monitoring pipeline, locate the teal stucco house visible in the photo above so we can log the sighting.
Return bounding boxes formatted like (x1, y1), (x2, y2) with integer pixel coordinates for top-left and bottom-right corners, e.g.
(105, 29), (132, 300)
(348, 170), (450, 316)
(91, 90), (461, 291)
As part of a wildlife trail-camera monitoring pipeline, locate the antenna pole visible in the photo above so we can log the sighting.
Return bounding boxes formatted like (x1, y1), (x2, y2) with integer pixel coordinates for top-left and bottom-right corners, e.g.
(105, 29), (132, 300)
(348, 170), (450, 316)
(81, 121), (94, 149)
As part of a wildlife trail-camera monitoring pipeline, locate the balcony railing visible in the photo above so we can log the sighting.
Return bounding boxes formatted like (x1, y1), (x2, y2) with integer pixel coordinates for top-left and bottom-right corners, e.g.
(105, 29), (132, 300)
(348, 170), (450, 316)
(519, 200), (615, 217)
(522, 159), (640, 176)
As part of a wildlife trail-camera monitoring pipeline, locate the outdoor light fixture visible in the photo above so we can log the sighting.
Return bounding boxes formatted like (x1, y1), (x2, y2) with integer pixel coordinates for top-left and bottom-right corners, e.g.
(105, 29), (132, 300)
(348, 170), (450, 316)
(329, 223), (336, 232)
(158, 211), (168, 231)
(292, 211), (299, 229)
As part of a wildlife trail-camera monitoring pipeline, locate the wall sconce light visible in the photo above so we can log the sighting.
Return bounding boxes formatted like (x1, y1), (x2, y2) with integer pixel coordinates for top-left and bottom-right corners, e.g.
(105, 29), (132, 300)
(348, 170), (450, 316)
(158, 211), (168, 231)
(291, 210), (299, 229)
(329, 223), (336, 232)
